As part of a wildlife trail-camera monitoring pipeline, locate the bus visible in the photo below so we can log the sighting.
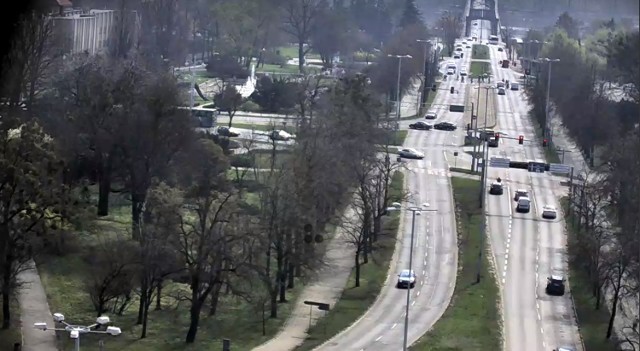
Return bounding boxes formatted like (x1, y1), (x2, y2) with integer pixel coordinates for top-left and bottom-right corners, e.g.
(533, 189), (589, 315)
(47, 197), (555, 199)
(179, 106), (219, 128)
(488, 35), (499, 45)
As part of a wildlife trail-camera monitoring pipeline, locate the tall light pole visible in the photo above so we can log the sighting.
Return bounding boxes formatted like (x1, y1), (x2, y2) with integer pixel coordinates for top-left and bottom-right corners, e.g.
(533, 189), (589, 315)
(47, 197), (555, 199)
(541, 58), (560, 142)
(387, 202), (435, 351)
(34, 313), (122, 351)
(416, 40), (432, 112)
(388, 54), (413, 131)
(476, 85), (494, 283)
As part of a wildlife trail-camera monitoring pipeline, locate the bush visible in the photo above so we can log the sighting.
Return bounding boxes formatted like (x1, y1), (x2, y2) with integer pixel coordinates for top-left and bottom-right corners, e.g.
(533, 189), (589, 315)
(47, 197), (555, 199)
(229, 154), (255, 168)
(239, 100), (261, 112)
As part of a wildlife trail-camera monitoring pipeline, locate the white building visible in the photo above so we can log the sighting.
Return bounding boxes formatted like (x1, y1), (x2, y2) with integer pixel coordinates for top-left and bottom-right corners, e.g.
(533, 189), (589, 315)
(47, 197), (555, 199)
(51, 5), (139, 55)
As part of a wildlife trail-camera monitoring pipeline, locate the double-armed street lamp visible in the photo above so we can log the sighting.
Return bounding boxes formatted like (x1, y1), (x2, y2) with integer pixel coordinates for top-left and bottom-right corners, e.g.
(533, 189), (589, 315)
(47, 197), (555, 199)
(34, 313), (122, 351)
(386, 202), (437, 351)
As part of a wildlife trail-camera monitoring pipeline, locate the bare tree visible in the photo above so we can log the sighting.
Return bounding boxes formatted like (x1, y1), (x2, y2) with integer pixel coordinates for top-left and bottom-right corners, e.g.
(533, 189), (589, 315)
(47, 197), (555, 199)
(437, 14), (463, 56)
(281, 0), (323, 73)
(214, 85), (244, 128)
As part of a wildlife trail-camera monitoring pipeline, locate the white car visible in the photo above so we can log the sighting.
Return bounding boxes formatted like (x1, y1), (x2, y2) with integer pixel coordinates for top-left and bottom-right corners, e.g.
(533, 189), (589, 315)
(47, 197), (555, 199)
(397, 269), (416, 288)
(498, 87), (506, 95)
(542, 205), (558, 219)
(514, 189), (529, 201)
(269, 130), (293, 141)
(398, 148), (424, 159)
(453, 54), (461, 59)
(446, 68), (455, 75)
(460, 68), (467, 76)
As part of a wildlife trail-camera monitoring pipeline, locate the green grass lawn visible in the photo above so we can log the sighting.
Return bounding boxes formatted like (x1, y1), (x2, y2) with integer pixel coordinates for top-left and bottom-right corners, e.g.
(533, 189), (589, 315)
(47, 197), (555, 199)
(0, 301), (21, 351)
(392, 130), (409, 146)
(232, 123), (296, 134)
(294, 172), (405, 351)
(472, 45), (490, 60)
(470, 61), (491, 78)
(410, 177), (501, 351)
(275, 45), (321, 60)
(257, 64), (321, 76)
(561, 199), (619, 351)
(37, 192), (301, 351)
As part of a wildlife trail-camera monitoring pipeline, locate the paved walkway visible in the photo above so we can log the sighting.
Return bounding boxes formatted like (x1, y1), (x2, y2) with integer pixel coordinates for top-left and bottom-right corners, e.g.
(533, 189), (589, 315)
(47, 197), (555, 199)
(252, 207), (355, 351)
(18, 260), (57, 351)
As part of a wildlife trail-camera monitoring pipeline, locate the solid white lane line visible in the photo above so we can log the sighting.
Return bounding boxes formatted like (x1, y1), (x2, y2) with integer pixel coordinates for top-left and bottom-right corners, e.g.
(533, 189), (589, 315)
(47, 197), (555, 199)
(375, 335), (382, 342)
(391, 323), (397, 329)
(416, 291), (420, 296)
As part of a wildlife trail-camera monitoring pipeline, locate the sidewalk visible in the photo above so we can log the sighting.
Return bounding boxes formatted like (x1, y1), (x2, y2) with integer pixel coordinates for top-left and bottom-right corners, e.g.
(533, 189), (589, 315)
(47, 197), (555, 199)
(551, 116), (639, 349)
(18, 260), (57, 351)
(252, 208), (355, 351)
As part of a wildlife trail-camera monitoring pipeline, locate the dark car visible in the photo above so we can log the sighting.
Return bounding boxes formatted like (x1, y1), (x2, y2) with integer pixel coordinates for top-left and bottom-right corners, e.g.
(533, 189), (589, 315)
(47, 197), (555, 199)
(424, 112), (437, 120)
(489, 181), (504, 195)
(546, 275), (566, 296)
(217, 126), (240, 137)
(409, 121), (432, 130)
(433, 122), (457, 131)
(488, 137), (499, 147)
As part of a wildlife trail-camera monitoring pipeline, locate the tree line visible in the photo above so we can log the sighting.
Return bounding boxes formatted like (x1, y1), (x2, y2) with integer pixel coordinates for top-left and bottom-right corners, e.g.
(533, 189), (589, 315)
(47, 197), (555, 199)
(524, 13), (639, 348)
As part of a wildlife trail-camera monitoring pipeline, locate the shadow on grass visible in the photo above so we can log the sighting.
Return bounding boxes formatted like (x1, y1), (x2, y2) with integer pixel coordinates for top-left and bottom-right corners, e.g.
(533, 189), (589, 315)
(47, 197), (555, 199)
(410, 177), (500, 351)
(0, 301), (21, 351)
(294, 172), (405, 351)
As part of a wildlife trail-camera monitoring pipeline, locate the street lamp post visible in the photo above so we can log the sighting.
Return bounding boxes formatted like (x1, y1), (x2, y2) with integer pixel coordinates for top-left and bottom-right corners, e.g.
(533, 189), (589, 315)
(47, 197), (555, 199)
(416, 39), (433, 112)
(541, 58), (560, 142)
(388, 54), (413, 136)
(34, 313), (122, 351)
(386, 202), (436, 351)
(475, 85), (494, 283)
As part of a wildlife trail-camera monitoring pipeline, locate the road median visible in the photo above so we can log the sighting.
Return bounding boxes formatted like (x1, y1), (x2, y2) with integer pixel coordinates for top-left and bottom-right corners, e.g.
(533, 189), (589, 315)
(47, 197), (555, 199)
(410, 177), (501, 351)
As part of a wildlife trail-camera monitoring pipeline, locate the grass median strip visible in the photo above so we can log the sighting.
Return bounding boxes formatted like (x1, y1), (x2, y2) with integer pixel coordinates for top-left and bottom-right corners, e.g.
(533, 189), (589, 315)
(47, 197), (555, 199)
(294, 172), (405, 351)
(410, 177), (501, 351)
(470, 61), (491, 78)
(472, 44), (490, 60)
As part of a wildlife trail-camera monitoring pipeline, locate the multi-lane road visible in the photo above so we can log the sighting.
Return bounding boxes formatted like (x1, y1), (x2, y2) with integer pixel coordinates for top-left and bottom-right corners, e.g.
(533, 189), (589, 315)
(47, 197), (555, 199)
(311, 36), (484, 351)
(476, 17), (584, 351)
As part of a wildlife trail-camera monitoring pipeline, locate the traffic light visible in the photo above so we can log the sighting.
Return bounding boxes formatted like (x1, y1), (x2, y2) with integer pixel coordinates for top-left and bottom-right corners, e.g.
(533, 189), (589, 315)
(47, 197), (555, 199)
(450, 87), (455, 94)
(518, 135), (524, 144)
(542, 139), (548, 147)
(431, 84), (437, 92)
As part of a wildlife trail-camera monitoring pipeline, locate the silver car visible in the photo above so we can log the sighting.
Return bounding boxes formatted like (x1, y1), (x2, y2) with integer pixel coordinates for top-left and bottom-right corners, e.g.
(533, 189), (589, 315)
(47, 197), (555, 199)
(397, 269), (416, 289)
(398, 148), (424, 159)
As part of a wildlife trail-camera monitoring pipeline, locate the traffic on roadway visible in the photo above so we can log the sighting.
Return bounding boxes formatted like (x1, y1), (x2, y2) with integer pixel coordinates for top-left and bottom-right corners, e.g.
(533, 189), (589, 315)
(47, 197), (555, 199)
(476, 17), (584, 351)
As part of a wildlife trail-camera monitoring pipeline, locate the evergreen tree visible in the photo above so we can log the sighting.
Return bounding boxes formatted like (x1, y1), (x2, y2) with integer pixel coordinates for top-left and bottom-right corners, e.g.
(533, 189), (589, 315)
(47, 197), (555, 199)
(398, 0), (423, 29)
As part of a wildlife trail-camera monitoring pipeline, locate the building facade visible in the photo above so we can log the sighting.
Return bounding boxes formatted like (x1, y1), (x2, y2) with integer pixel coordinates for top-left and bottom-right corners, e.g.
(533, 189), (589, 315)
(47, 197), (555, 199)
(51, 8), (139, 55)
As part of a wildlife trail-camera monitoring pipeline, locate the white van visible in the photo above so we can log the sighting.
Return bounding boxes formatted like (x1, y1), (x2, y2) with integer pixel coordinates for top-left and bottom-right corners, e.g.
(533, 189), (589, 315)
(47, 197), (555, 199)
(516, 197), (531, 213)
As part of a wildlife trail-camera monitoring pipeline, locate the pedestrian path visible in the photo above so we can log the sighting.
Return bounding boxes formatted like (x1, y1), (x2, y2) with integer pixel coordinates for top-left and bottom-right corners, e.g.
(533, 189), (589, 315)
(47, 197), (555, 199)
(252, 208), (355, 351)
(18, 260), (57, 351)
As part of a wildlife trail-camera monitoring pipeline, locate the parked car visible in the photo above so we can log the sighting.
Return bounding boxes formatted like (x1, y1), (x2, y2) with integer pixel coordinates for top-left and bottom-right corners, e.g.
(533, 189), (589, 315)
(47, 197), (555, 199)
(434, 122), (457, 131)
(269, 130), (293, 141)
(546, 275), (566, 296)
(398, 148), (425, 159)
(217, 126), (240, 137)
(409, 121), (432, 130)
(397, 269), (416, 289)
(424, 112), (437, 120)
(542, 205), (558, 219)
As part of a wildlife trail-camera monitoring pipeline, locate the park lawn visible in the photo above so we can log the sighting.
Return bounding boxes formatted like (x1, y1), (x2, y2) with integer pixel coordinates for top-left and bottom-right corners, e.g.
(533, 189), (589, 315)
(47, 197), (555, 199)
(232, 123), (296, 134)
(294, 172), (405, 351)
(275, 45), (321, 60)
(472, 44), (490, 60)
(410, 177), (501, 351)
(37, 192), (302, 351)
(0, 301), (21, 351)
(470, 61), (491, 78)
(562, 199), (619, 351)
(257, 63), (321, 76)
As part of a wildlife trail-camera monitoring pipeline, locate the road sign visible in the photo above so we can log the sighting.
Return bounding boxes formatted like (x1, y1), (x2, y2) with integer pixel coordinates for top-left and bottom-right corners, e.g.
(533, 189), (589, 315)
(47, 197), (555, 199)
(549, 163), (572, 174)
(489, 157), (510, 168)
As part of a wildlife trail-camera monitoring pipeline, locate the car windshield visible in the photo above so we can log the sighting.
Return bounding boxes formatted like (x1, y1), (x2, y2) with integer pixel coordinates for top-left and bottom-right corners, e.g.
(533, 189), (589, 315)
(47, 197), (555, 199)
(400, 271), (413, 278)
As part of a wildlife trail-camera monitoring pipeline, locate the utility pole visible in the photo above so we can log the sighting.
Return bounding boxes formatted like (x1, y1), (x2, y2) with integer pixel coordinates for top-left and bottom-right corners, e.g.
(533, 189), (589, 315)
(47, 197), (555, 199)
(388, 54), (413, 144)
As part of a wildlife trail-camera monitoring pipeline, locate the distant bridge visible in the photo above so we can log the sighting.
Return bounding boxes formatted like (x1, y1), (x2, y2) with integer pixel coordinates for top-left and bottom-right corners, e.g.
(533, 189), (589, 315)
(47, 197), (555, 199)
(464, 0), (500, 37)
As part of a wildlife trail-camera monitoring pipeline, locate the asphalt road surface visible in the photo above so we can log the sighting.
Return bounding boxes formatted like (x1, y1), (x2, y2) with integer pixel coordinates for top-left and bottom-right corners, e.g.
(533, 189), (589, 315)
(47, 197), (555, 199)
(479, 21), (584, 351)
(313, 37), (480, 351)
